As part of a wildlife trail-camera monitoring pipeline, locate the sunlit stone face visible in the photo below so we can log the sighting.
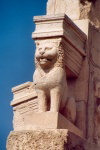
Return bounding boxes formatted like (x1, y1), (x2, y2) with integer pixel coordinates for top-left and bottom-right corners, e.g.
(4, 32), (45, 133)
(35, 40), (58, 68)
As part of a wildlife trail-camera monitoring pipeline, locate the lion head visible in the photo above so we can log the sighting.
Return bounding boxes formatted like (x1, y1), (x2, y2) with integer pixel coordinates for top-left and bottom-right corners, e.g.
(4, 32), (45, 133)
(35, 39), (64, 70)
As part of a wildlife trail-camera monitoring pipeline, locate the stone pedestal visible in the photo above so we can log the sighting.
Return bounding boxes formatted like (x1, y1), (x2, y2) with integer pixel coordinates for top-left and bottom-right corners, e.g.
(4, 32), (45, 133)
(19, 112), (83, 138)
(7, 129), (85, 150)
(7, 130), (67, 150)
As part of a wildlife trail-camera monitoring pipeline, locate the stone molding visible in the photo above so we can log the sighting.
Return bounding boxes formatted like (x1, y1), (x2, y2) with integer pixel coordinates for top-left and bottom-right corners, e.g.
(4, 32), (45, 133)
(11, 82), (37, 106)
(33, 14), (87, 44)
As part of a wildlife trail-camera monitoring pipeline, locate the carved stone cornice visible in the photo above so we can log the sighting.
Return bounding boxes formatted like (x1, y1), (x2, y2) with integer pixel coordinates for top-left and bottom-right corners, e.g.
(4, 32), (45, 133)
(32, 14), (87, 51)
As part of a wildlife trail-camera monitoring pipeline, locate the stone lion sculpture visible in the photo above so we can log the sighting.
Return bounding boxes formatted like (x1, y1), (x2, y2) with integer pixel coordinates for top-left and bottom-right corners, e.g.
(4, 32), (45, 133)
(33, 39), (76, 123)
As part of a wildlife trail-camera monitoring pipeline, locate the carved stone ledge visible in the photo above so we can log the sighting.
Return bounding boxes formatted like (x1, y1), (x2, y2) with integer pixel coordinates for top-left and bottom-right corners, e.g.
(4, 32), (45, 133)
(32, 14), (87, 50)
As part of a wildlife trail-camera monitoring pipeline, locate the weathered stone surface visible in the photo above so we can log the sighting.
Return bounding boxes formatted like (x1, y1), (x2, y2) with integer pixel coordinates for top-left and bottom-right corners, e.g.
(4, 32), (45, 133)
(47, 0), (91, 20)
(47, 0), (91, 35)
(80, 1), (91, 19)
(7, 130), (68, 150)
(89, 0), (100, 29)
(7, 129), (100, 150)
(87, 22), (100, 144)
(74, 0), (91, 35)
(47, 0), (80, 20)
(7, 130), (86, 150)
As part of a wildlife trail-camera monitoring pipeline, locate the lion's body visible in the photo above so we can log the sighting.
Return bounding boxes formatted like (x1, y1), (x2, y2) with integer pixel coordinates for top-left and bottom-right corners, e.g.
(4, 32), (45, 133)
(34, 66), (67, 111)
(33, 39), (76, 123)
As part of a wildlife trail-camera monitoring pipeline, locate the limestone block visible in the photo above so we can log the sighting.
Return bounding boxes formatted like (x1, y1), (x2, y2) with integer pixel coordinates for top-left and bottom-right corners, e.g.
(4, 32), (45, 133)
(89, 0), (100, 29)
(75, 58), (89, 102)
(47, 0), (90, 35)
(11, 82), (38, 130)
(47, 0), (80, 20)
(79, 1), (91, 19)
(74, 19), (89, 35)
(7, 129), (85, 150)
(11, 82), (37, 104)
(33, 14), (86, 52)
(15, 112), (83, 138)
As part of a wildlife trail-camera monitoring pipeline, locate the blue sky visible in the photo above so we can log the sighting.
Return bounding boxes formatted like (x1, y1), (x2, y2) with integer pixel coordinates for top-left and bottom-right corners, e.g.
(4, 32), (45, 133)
(0, 0), (47, 149)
